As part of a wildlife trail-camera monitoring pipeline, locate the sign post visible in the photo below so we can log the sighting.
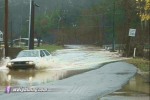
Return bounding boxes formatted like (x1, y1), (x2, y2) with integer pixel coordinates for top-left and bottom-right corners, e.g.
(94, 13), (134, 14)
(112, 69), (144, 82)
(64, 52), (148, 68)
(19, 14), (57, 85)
(129, 29), (136, 37)
(127, 28), (136, 57)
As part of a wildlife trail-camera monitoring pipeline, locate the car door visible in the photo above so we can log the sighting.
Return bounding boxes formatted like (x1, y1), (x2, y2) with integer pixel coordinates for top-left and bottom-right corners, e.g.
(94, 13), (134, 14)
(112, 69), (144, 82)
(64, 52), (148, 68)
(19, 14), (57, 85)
(39, 50), (48, 68)
(43, 50), (52, 61)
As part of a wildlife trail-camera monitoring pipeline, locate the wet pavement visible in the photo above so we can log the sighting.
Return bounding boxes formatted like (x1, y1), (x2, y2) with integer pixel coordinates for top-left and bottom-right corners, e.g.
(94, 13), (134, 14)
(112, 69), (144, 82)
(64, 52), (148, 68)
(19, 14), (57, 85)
(0, 45), (148, 100)
(0, 69), (92, 92)
(0, 62), (137, 100)
(0, 45), (127, 92)
(99, 74), (150, 100)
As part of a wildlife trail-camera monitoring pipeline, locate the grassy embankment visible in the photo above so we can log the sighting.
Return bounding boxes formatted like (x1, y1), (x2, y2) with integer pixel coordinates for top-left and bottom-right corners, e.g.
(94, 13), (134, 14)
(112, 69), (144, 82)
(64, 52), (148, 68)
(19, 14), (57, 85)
(125, 58), (150, 72)
(21, 44), (64, 52)
(35, 44), (64, 52)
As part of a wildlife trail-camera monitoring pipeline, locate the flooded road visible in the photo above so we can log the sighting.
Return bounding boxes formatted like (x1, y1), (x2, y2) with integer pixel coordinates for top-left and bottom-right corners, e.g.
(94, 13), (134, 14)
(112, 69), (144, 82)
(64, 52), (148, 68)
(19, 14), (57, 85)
(0, 69), (92, 92)
(0, 45), (129, 93)
(99, 74), (150, 100)
(0, 62), (138, 100)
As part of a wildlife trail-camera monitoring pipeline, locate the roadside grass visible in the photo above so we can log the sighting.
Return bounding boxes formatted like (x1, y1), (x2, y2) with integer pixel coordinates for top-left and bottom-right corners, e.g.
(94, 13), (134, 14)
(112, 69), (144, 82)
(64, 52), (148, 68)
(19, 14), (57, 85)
(35, 44), (64, 52)
(125, 58), (150, 72)
(20, 44), (64, 52)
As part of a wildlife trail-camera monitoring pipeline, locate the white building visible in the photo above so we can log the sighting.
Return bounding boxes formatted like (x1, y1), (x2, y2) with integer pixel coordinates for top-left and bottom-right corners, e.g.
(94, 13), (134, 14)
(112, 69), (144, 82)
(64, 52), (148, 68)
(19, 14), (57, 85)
(13, 38), (42, 47)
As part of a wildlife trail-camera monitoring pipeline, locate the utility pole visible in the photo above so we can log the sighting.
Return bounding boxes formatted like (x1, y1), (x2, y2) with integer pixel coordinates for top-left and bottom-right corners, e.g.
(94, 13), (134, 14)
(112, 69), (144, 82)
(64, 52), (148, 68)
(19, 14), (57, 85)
(4, 0), (9, 57)
(10, 19), (13, 47)
(28, 0), (39, 50)
(112, 0), (116, 52)
(28, 0), (34, 50)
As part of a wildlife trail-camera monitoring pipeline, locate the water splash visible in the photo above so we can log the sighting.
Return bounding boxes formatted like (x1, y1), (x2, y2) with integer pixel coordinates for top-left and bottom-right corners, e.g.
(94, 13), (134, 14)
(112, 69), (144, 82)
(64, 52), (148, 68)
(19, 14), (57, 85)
(0, 57), (10, 70)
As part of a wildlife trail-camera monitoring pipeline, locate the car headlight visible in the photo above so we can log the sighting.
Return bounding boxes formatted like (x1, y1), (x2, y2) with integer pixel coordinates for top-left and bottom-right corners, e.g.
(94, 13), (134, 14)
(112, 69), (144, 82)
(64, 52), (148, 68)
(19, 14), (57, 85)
(26, 61), (34, 65)
(7, 62), (14, 67)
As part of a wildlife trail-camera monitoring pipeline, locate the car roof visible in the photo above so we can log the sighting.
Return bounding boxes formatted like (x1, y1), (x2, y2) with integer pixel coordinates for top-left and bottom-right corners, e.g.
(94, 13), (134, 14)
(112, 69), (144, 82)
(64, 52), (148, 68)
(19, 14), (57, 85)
(21, 49), (47, 52)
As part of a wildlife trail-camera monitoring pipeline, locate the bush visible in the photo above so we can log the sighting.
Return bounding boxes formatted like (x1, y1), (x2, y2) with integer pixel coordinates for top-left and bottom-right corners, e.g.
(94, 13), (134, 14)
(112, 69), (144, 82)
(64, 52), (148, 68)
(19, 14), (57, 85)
(125, 58), (150, 72)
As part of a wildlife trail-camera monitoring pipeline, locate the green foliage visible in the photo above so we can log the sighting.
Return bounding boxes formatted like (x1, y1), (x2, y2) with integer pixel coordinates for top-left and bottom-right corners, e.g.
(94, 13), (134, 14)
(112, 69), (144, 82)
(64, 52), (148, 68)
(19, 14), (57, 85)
(35, 44), (64, 52)
(35, 10), (61, 36)
(16, 0), (146, 48)
(21, 23), (29, 37)
(125, 58), (150, 72)
(21, 44), (63, 52)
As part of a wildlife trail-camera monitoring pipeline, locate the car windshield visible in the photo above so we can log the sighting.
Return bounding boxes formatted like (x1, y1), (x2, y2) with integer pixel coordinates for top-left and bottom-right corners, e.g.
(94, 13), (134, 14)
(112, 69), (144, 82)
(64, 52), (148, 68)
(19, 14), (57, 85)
(17, 50), (39, 57)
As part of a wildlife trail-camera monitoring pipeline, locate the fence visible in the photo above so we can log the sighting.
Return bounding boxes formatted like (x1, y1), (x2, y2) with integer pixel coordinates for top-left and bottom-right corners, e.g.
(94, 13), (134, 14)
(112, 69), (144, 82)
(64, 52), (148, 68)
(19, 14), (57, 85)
(0, 47), (23, 59)
(103, 44), (150, 60)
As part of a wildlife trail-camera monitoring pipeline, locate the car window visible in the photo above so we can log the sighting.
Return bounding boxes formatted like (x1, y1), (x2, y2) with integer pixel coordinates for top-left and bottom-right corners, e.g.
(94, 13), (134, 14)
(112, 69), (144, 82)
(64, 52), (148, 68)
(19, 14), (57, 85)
(40, 50), (45, 57)
(43, 50), (50, 56)
(17, 50), (39, 57)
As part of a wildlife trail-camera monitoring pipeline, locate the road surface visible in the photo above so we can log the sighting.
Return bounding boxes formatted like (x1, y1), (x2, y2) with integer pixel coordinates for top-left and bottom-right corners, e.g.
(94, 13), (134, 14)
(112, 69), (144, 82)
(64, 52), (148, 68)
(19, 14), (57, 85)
(0, 45), (129, 88)
(0, 62), (137, 100)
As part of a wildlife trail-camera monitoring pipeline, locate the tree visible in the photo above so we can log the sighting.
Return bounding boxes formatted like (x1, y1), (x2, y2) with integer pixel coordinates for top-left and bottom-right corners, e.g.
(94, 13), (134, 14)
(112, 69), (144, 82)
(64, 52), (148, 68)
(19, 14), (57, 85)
(136, 0), (150, 21)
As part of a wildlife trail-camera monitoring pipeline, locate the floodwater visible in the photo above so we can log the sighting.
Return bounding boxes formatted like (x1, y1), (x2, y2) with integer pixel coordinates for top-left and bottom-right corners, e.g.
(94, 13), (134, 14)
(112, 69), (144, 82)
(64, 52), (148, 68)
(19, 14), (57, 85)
(0, 68), (92, 93)
(99, 74), (150, 100)
(0, 45), (131, 93)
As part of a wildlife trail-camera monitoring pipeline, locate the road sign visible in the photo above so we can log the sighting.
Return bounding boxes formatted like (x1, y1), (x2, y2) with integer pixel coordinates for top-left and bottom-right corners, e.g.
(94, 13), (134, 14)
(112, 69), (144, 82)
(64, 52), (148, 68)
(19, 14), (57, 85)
(129, 28), (136, 37)
(0, 31), (3, 41)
